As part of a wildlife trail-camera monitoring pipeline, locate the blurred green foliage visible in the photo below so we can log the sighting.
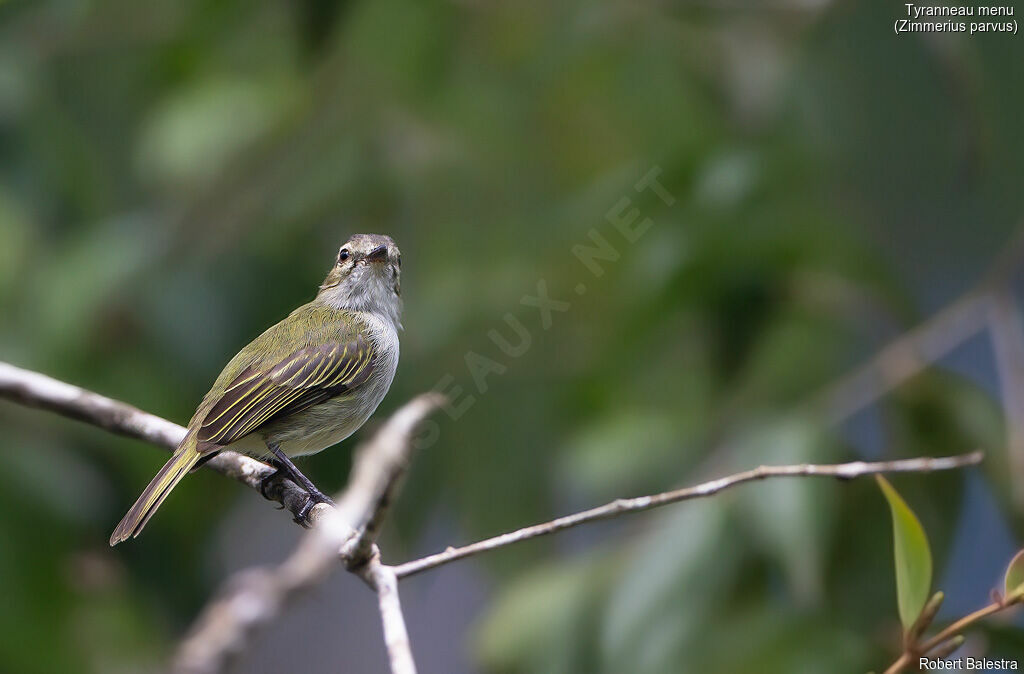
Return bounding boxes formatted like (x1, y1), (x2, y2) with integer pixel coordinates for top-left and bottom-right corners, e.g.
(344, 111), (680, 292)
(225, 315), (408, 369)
(1, 0), (1023, 672)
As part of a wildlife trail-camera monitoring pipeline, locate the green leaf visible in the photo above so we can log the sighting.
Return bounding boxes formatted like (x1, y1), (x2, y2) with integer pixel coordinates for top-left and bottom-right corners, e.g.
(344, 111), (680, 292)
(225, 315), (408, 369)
(1004, 549), (1024, 599)
(876, 475), (932, 629)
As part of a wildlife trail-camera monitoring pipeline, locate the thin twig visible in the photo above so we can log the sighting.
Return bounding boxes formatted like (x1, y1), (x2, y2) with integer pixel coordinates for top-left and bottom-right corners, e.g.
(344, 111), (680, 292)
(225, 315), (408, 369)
(366, 561), (417, 674)
(811, 222), (1024, 427)
(1, 223), (1021, 674)
(919, 602), (1006, 655)
(391, 451), (984, 579)
(337, 395), (436, 569)
(175, 394), (441, 674)
(810, 294), (991, 424)
(0, 360), (437, 673)
(0, 365), (994, 666)
(882, 597), (1021, 674)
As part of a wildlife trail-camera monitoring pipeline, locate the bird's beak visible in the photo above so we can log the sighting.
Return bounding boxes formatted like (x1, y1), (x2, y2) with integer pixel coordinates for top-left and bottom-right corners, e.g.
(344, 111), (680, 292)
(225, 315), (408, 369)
(366, 245), (389, 263)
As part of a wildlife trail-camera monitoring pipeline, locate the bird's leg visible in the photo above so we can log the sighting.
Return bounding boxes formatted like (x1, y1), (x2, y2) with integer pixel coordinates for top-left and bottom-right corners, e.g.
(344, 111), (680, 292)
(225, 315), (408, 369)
(262, 441), (335, 522)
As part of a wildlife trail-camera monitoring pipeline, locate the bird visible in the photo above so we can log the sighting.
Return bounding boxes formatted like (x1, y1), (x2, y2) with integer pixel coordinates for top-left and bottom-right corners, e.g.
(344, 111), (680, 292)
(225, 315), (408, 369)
(110, 233), (402, 545)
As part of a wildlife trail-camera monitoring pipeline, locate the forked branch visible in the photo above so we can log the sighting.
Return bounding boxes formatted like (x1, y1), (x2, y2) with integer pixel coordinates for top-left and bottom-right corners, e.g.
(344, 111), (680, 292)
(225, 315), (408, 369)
(0, 360), (987, 673)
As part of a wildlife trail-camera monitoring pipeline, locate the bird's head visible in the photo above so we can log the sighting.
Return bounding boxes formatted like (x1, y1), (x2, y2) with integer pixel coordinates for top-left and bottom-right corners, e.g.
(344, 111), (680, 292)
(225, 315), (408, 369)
(318, 233), (402, 325)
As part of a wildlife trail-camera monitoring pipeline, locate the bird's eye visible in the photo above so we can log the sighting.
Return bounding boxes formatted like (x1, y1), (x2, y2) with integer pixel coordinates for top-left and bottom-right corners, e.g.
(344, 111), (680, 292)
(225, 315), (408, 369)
(338, 249), (350, 263)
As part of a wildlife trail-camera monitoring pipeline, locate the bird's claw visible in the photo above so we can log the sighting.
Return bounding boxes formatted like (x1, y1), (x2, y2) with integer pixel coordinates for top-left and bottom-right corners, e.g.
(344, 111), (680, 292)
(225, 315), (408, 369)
(294, 489), (335, 524)
(259, 470), (281, 501)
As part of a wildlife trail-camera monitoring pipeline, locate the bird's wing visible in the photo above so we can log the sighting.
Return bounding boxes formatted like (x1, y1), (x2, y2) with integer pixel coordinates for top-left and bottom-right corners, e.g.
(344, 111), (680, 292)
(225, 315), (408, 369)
(195, 332), (375, 449)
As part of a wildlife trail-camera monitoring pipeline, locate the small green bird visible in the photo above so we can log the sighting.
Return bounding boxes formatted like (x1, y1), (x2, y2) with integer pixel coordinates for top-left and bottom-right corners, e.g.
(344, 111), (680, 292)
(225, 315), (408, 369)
(110, 234), (403, 545)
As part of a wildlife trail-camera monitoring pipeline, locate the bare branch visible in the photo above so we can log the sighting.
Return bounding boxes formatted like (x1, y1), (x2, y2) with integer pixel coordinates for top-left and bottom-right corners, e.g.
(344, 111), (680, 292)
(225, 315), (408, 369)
(0, 360), (323, 526)
(0, 364), (991, 666)
(810, 295), (990, 424)
(335, 394), (440, 569)
(811, 222), (1024, 427)
(0, 361), (186, 449)
(365, 561), (416, 674)
(883, 596), (1022, 674)
(0, 360), (435, 673)
(391, 451), (984, 579)
(174, 394), (441, 674)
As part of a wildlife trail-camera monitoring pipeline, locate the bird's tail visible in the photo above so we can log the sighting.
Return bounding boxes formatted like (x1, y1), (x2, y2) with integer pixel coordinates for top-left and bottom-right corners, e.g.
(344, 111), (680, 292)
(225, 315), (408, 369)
(109, 436), (202, 546)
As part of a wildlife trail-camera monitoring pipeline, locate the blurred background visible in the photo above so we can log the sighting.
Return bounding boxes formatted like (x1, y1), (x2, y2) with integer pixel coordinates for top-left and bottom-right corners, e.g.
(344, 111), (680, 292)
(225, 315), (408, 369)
(1, 0), (1023, 672)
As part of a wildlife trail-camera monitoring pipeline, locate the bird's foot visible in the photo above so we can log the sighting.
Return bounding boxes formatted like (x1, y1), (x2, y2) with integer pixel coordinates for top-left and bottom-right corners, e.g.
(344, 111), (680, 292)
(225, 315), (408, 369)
(295, 488), (335, 524)
(259, 469), (286, 506)
(263, 442), (335, 524)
